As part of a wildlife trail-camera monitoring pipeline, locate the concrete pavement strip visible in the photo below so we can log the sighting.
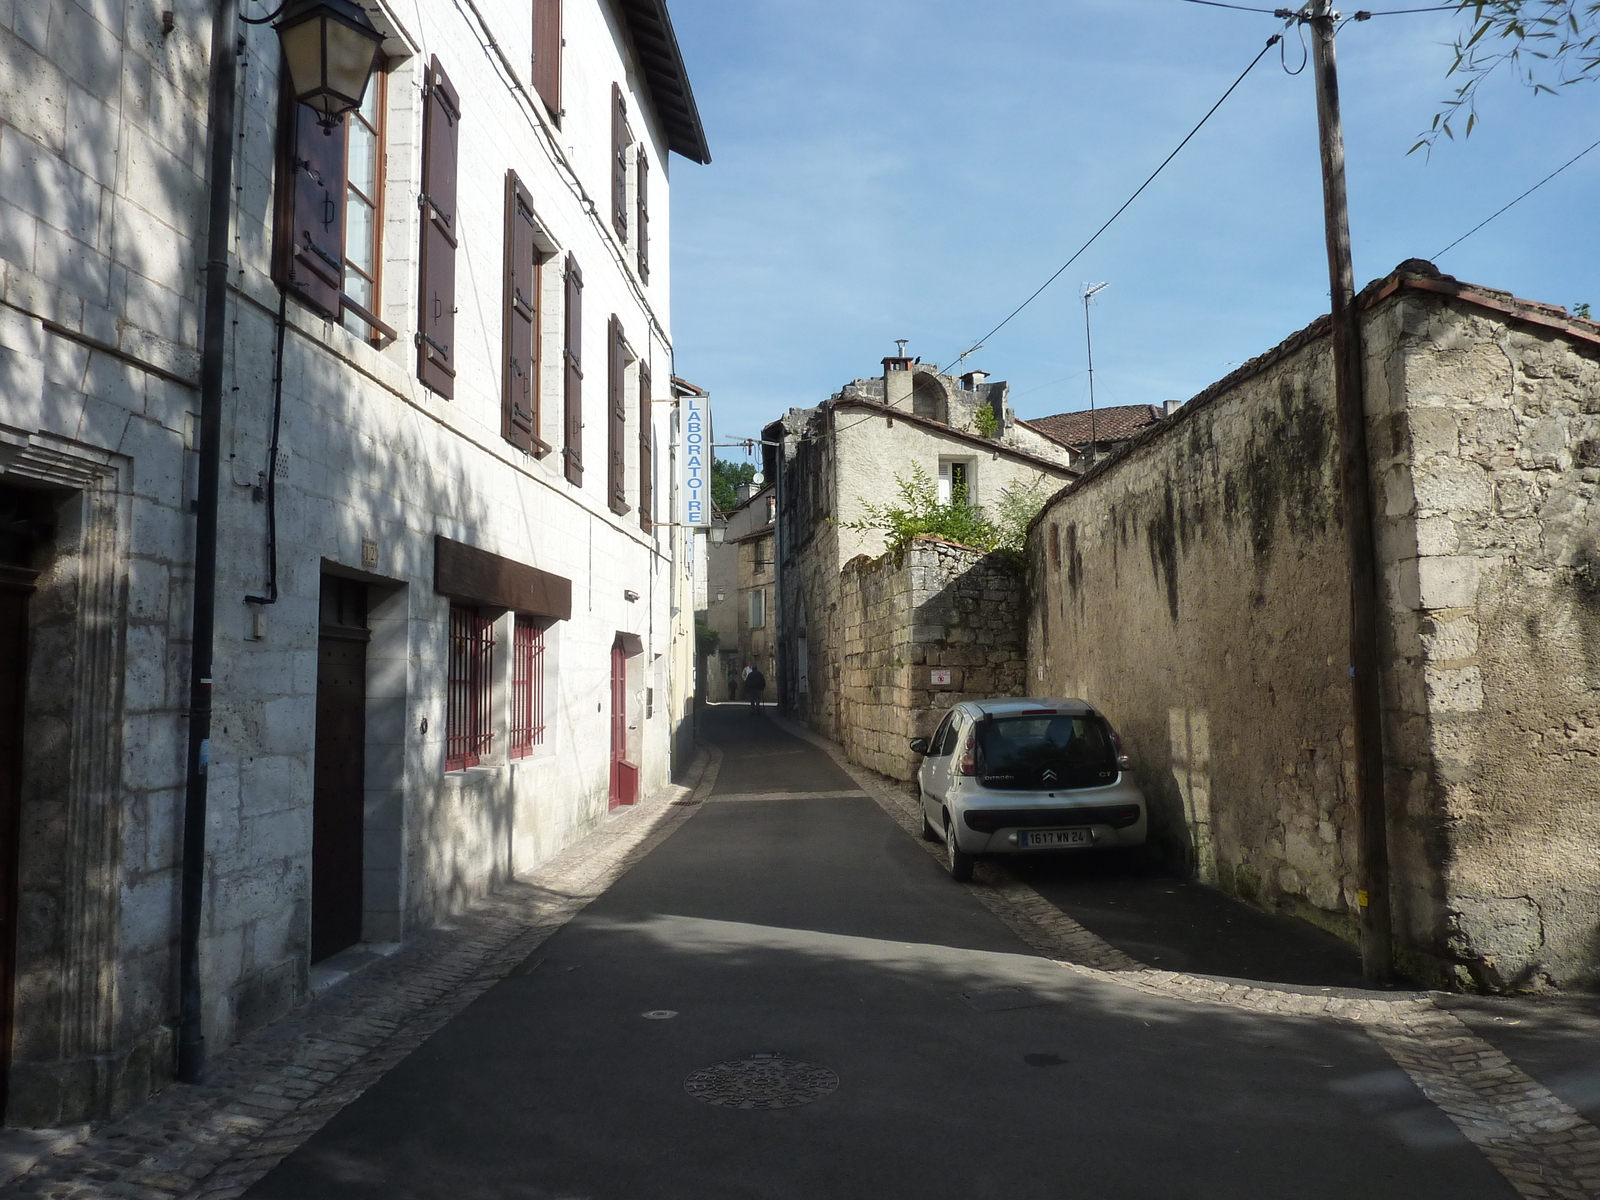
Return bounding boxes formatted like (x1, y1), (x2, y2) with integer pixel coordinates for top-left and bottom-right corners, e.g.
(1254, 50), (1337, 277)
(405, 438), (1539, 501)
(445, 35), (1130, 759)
(767, 711), (1600, 1200)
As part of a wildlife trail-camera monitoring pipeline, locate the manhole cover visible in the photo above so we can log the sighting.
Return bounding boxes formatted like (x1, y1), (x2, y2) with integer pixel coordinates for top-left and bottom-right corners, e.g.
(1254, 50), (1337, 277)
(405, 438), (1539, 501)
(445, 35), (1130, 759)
(684, 1054), (839, 1109)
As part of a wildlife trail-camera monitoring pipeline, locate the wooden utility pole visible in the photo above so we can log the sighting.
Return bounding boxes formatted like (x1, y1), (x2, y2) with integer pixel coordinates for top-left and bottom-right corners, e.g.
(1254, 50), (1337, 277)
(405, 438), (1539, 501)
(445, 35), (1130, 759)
(1307, 0), (1392, 985)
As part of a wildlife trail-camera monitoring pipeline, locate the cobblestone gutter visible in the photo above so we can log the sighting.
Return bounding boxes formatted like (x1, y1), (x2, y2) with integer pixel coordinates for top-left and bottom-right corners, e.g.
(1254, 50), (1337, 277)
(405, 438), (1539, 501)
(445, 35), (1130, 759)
(0, 747), (721, 1200)
(774, 714), (1600, 1200)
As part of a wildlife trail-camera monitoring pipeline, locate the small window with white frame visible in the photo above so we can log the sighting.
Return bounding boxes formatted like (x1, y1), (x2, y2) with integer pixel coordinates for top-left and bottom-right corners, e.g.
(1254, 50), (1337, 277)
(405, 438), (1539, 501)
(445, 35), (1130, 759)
(748, 588), (766, 629)
(938, 459), (974, 506)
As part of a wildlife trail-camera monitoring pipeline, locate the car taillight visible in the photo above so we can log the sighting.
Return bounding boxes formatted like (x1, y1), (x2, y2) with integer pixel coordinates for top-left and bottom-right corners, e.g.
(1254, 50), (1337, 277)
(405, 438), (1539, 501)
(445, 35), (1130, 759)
(1108, 724), (1132, 771)
(957, 730), (977, 776)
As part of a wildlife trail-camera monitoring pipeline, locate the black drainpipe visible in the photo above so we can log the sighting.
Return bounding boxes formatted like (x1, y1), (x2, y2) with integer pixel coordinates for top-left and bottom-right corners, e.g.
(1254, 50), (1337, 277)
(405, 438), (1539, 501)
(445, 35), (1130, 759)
(178, 0), (239, 1085)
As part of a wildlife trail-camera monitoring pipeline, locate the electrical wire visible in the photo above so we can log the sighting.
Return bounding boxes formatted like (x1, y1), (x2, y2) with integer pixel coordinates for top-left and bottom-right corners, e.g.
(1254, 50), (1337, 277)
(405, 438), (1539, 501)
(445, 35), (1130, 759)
(1433, 136), (1600, 259)
(942, 30), (1284, 372)
(1175, 0), (1283, 11)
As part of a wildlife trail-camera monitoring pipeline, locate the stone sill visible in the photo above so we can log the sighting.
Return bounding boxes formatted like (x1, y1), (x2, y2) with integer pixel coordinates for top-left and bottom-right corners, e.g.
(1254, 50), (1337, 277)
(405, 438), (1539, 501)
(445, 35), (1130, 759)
(309, 942), (403, 997)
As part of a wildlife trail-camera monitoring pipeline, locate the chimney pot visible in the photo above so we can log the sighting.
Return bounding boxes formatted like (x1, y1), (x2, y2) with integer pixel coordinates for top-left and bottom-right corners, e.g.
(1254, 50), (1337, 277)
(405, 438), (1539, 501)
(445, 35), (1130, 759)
(1163, 399), (1181, 417)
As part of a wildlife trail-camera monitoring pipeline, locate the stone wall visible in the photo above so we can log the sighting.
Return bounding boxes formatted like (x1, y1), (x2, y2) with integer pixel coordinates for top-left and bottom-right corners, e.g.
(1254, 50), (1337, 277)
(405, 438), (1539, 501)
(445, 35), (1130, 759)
(1028, 262), (1600, 991)
(836, 538), (1027, 781)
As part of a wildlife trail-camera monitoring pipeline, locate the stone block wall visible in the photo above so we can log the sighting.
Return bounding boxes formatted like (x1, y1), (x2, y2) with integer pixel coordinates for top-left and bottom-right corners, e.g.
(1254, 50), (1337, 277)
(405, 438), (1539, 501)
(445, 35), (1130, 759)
(836, 538), (1027, 781)
(1028, 263), (1600, 991)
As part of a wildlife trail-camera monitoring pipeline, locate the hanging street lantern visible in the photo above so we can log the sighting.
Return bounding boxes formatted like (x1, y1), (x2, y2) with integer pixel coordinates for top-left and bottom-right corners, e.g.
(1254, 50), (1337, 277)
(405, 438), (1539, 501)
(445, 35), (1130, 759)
(275, 0), (386, 131)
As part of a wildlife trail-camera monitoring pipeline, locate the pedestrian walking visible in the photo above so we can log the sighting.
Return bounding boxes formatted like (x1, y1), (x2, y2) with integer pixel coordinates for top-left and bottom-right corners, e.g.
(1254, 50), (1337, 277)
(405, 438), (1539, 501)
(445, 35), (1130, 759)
(726, 669), (737, 701)
(743, 665), (765, 712)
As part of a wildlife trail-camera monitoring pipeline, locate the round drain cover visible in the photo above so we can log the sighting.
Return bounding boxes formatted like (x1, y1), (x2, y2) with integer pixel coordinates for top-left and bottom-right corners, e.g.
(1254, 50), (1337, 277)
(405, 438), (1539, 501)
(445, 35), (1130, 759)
(684, 1054), (839, 1109)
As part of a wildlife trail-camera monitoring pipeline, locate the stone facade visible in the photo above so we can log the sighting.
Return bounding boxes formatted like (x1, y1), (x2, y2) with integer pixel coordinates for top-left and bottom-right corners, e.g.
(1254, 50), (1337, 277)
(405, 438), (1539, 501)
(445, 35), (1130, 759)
(836, 538), (1028, 781)
(0, 0), (706, 1124)
(704, 485), (775, 694)
(769, 359), (1077, 737)
(1027, 260), (1600, 991)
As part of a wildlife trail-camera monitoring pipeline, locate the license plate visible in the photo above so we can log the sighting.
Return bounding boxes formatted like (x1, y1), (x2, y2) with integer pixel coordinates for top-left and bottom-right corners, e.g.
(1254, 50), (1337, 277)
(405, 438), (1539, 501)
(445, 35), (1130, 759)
(1020, 829), (1092, 849)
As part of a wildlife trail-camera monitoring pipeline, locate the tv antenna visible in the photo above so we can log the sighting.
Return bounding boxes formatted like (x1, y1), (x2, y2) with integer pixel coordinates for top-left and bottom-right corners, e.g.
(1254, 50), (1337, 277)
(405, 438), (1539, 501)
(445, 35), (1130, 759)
(1082, 282), (1109, 464)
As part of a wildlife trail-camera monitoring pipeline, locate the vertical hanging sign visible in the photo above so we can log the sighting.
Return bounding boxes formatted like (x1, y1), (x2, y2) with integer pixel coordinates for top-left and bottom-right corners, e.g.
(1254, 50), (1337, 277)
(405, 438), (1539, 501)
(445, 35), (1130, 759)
(682, 394), (710, 527)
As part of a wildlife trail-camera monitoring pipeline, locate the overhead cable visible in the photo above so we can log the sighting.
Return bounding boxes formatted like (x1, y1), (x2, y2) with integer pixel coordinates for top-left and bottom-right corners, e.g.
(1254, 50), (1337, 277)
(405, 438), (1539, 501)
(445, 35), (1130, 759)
(1433, 137), (1600, 259)
(942, 30), (1284, 372)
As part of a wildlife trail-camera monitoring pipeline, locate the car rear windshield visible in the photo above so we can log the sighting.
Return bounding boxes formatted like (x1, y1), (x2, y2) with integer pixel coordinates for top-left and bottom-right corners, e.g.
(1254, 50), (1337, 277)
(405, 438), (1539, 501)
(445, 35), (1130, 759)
(975, 715), (1117, 791)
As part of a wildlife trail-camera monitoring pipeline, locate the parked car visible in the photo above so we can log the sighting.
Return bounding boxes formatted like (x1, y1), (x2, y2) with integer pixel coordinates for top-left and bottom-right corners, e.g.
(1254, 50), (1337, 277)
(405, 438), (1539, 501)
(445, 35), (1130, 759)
(909, 698), (1146, 882)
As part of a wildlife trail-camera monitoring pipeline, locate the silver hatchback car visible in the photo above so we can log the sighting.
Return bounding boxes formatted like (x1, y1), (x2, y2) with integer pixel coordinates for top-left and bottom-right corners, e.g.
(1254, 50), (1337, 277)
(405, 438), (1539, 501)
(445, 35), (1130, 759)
(910, 698), (1147, 881)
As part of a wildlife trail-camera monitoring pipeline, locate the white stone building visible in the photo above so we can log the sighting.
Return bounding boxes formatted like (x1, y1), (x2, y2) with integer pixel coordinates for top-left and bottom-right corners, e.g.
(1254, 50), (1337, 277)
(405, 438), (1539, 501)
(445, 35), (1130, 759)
(0, 0), (707, 1124)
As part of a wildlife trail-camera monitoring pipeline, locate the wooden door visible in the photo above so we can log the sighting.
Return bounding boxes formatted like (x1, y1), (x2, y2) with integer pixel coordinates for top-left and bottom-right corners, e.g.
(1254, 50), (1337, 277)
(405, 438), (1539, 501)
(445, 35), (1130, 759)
(0, 568), (34, 1114)
(608, 643), (638, 807)
(312, 578), (368, 963)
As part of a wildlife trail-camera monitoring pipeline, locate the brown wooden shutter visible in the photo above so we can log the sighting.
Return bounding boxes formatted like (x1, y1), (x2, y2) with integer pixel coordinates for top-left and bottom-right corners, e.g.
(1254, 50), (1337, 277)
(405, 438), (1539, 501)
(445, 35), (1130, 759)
(418, 56), (460, 398)
(532, 0), (561, 120)
(611, 84), (629, 241)
(562, 254), (583, 486)
(275, 94), (346, 319)
(607, 315), (628, 515)
(638, 362), (652, 532)
(636, 149), (649, 284)
(503, 171), (538, 452)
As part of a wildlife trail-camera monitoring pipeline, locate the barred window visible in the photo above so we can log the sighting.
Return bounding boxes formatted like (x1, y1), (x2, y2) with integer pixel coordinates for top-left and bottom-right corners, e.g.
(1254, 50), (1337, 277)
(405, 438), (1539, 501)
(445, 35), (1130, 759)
(446, 605), (494, 770)
(510, 617), (546, 758)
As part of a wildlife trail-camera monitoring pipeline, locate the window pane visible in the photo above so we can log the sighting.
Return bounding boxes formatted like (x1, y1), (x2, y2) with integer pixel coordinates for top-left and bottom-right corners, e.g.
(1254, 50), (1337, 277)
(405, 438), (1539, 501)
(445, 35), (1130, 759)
(345, 192), (374, 277)
(348, 117), (377, 200)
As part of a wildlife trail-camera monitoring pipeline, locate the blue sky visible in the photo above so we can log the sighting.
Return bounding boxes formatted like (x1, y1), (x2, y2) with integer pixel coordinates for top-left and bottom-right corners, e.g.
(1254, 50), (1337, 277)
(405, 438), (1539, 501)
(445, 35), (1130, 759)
(664, 0), (1600, 460)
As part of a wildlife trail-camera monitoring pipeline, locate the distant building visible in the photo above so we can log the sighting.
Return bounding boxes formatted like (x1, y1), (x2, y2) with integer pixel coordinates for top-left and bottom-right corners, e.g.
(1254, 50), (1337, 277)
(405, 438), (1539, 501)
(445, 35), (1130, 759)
(1028, 401), (1182, 460)
(705, 485), (776, 697)
(765, 357), (1079, 734)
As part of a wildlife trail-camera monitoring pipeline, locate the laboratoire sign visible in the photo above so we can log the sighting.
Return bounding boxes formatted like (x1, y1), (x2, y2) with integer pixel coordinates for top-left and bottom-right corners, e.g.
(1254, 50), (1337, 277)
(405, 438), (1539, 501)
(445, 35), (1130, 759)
(682, 394), (710, 527)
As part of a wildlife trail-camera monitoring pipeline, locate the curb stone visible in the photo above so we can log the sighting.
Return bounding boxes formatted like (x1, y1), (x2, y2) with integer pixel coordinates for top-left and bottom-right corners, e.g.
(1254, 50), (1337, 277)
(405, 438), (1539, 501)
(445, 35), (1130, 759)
(768, 710), (1600, 1199)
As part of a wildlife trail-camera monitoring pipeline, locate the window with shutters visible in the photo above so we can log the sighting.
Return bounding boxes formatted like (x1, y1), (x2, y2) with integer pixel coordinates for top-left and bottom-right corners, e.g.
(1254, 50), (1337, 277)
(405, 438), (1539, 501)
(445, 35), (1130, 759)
(562, 254), (584, 486)
(503, 171), (550, 456)
(607, 315), (629, 516)
(445, 605), (494, 771)
(509, 617), (546, 758)
(418, 56), (460, 398)
(611, 84), (631, 242)
(635, 149), (649, 283)
(638, 362), (652, 532)
(532, 0), (561, 122)
(273, 73), (395, 347)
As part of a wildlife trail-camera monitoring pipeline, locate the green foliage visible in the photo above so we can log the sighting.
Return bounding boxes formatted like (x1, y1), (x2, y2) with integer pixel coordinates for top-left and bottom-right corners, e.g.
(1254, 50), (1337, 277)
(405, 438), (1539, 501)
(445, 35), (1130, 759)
(695, 619), (719, 659)
(972, 402), (999, 439)
(711, 459), (756, 512)
(1416, 1), (1600, 153)
(839, 466), (1055, 561)
(1575, 301), (1594, 319)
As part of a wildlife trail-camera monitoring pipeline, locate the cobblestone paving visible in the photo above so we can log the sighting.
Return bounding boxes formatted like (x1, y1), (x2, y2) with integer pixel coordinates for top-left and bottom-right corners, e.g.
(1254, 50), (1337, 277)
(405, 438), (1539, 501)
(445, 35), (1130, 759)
(0, 747), (719, 1200)
(773, 713), (1600, 1200)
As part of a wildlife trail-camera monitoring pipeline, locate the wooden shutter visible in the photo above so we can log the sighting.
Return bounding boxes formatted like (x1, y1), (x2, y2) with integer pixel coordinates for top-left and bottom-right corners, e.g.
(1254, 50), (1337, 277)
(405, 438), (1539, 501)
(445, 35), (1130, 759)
(276, 95), (346, 319)
(503, 171), (537, 452)
(532, 0), (561, 120)
(638, 362), (652, 532)
(636, 150), (649, 283)
(607, 315), (628, 515)
(611, 84), (629, 241)
(562, 254), (583, 486)
(417, 56), (460, 398)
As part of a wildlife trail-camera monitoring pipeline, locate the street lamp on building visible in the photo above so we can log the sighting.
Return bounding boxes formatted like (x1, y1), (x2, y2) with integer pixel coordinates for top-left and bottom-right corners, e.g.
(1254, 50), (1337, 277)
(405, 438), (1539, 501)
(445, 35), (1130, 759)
(275, 0), (386, 130)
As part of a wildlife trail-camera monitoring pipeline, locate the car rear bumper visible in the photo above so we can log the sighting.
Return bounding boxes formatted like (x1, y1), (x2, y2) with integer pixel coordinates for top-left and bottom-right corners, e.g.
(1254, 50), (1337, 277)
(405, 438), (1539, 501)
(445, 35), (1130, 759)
(948, 778), (1148, 853)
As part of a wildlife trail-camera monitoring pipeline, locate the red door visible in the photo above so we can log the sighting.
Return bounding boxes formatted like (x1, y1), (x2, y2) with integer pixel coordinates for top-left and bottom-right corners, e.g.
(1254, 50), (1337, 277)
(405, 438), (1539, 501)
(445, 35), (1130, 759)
(609, 643), (637, 807)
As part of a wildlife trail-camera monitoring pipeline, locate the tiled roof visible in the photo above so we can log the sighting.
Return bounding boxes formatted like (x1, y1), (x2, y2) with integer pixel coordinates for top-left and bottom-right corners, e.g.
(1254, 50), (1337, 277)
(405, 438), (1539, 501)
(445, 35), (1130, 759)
(1027, 404), (1165, 446)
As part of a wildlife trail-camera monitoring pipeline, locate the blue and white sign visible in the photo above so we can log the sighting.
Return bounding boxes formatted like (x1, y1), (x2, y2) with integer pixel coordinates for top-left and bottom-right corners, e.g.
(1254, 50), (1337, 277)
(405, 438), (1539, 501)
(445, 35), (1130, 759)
(682, 394), (711, 527)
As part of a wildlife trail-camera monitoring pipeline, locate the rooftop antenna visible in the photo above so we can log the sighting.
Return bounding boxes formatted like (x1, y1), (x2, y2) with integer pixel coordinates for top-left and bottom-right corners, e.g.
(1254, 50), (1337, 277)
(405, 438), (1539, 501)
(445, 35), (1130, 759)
(1082, 282), (1109, 465)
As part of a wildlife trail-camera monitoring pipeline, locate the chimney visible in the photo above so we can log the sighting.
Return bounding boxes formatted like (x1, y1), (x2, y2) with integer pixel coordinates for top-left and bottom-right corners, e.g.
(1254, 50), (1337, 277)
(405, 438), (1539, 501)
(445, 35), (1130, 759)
(735, 482), (759, 505)
(1163, 399), (1182, 417)
(961, 370), (989, 391)
(883, 354), (914, 410)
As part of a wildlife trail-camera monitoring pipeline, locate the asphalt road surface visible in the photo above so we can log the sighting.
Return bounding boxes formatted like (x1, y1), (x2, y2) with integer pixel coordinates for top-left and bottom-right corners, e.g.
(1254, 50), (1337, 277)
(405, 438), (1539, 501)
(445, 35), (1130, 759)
(245, 705), (1511, 1200)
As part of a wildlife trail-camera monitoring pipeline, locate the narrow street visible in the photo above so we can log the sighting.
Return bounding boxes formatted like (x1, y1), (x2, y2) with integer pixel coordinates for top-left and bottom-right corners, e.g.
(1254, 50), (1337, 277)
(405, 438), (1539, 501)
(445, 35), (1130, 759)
(237, 706), (1509, 1200)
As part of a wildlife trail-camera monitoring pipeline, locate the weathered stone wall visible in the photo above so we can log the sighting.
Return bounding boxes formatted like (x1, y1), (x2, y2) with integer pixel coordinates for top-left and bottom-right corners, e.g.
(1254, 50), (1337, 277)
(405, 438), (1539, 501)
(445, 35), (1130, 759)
(1028, 267), (1600, 990)
(837, 538), (1027, 781)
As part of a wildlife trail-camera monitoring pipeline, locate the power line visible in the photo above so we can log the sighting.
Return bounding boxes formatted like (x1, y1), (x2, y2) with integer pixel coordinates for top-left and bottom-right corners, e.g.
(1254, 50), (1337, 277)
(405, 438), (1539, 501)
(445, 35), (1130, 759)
(1175, 0), (1282, 11)
(1433, 137), (1600, 259)
(942, 30), (1283, 372)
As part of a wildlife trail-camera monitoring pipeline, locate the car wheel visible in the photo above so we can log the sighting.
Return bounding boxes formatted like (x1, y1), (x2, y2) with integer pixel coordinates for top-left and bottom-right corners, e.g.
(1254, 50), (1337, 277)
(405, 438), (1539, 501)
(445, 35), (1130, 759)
(944, 812), (974, 883)
(916, 788), (938, 841)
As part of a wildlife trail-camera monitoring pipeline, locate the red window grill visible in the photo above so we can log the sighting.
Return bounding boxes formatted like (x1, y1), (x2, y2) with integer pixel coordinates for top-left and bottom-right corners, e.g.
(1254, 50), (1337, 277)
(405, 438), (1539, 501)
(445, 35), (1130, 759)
(446, 606), (495, 770)
(510, 617), (546, 758)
